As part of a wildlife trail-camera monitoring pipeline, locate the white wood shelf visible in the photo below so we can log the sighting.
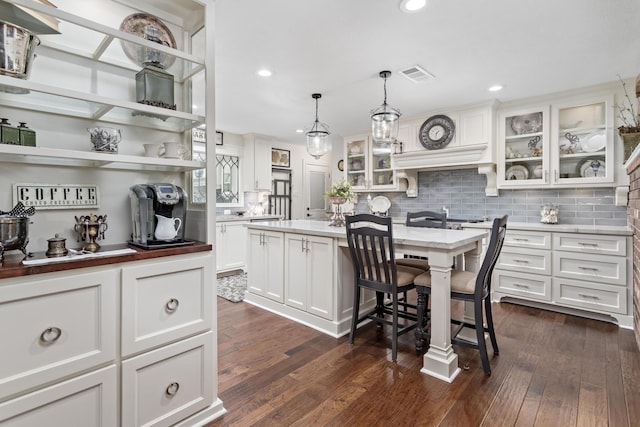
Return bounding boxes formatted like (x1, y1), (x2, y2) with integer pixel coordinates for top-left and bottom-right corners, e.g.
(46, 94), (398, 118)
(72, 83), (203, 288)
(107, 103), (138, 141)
(0, 143), (205, 172)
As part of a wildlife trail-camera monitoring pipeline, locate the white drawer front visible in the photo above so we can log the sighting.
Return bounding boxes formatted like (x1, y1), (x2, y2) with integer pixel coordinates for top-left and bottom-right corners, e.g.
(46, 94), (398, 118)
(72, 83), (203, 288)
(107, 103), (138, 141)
(0, 365), (117, 426)
(504, 230), (551, 249)
(495, 270), (551, 301)
(553, 252), (626, 286)
(497, 247), (551, 275)
(553, 233), (628, 256)
(122, 332), (214, 427)
(553, 278), (628, 315)
(0, 271), (117, 400)
(121, 254), (214, 356)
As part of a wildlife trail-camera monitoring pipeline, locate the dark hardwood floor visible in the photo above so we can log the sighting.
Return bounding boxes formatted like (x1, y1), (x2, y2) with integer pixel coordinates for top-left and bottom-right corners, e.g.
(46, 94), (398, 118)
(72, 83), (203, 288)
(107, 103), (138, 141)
(207, 296), (640, 427)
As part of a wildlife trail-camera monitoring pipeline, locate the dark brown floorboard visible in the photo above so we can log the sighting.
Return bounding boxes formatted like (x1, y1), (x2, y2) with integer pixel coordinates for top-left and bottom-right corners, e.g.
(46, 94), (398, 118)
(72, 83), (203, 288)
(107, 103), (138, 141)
(206, 297), (640, 427)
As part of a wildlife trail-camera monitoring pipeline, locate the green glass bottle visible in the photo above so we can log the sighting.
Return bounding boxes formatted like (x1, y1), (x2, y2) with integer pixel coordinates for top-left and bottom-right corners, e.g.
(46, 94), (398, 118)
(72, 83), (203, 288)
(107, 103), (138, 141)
(0, 118), (20, 145)
(18, 122), (36, 147)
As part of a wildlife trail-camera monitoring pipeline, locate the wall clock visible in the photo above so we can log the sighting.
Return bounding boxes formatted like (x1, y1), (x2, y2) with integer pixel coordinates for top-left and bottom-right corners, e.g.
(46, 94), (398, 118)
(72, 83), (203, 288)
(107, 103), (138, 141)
(419, 114), (455, 150)
(337, 159), (344, 171)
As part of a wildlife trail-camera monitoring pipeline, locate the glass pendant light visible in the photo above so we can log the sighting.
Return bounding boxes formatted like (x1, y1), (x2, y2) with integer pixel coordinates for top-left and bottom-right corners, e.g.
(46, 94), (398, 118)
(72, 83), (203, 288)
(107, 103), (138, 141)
(370, 70), (401, 145)
(306, 93), (331, 159)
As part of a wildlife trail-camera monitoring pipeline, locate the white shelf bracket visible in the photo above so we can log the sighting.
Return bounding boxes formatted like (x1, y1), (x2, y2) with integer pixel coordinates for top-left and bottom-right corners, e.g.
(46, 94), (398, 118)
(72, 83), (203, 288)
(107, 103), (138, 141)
(478, 164), (498, 196)
(395, 169), (418, 198)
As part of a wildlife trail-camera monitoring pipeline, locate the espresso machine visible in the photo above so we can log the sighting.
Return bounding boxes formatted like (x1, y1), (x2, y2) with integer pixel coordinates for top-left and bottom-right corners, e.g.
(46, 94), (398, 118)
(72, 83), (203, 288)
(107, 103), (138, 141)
(129, 183), (191, 248)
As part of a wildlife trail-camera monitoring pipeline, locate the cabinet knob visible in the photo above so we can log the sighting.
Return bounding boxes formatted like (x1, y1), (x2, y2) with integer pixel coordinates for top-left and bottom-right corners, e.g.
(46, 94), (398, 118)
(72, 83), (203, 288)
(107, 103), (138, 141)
(165, 298), (180, 312)
(165, 382), (180, 396)
(40, 326), (62, 344)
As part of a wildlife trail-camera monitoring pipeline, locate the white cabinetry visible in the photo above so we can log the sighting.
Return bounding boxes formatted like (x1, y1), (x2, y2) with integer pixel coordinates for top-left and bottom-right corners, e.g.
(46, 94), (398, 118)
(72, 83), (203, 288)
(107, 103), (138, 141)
(284, 233), (334, 320)
(243, 134), (272, 191)
(247, 229), (284, 302)
(216, 221), (247, 272)
(493, 229), (632, 327)
(344, 134), (398, 192)
(498, 95), (615, 188)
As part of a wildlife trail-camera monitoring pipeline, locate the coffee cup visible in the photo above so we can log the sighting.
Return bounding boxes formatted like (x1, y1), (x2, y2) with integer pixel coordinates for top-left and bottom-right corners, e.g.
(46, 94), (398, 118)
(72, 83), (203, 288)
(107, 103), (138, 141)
(143, 143), (160, 157)
(161, 141), (182, 159)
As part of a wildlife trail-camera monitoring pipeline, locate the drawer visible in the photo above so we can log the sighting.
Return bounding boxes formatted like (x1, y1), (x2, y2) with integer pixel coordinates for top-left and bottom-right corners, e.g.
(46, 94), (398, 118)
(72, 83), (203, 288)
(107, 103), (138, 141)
(497, 247), (551, 275)
(553, 233), (628, 256)
(0, 270), (117, 401)
(504, 230), (551, 250)
(553, 251), (627, 286)
(553, 277), (628, 315)
(494, 270), (551, 302)
(121, 254), (214, 356)
(0, 365), (117, 426)
(121, 332), (214, 427)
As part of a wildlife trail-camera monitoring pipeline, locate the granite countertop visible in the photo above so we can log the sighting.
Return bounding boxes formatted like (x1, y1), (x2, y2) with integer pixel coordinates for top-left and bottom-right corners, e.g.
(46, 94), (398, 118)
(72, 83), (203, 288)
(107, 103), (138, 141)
(461, 221), (632, 236)
(217, 214), (282, 222)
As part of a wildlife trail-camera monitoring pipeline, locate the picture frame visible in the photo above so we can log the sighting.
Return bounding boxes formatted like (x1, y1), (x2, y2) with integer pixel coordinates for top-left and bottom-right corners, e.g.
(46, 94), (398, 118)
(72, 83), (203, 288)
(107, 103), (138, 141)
(271, 148), (290, 168)
(216, 131), (223, 146)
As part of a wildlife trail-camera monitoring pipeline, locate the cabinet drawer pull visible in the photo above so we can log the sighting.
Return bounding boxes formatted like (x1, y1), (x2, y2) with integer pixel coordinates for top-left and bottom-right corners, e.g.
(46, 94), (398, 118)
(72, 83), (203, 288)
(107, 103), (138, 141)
(578, 266), (599, 272)
(165, 298), (180, 312)
(578, 293), (600, 300)
(165, 382), (180, 396)
(578, 242), (598, 247)
(512, 283), (530, 289)
(513, 238), (529, 242)
(513, 259), (530, 263)
(40, 326), (62, 344)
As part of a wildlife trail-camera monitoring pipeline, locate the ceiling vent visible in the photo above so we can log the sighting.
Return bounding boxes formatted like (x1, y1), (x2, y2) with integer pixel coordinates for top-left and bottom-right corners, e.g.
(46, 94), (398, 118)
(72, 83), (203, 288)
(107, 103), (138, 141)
(399, 65), (434, 83)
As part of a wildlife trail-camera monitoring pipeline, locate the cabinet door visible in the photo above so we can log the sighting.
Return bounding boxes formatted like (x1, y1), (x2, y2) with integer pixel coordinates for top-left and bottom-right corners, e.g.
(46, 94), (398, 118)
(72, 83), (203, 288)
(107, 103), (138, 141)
(121, 254), (214, 356)
(247, 230), (284, 302)
(306, 236), (334, 320)
(498, 106), (550, 188)
(345, 135), (368, 189)
(247, 230), (267, 295)
(254, 141), (272, 189)
(552, 96), (614, 185)
(284, 233), (307, 311)
(0, 365), (117, 426)
(216, 222), (247, 272)
(0, 270), (117, 401)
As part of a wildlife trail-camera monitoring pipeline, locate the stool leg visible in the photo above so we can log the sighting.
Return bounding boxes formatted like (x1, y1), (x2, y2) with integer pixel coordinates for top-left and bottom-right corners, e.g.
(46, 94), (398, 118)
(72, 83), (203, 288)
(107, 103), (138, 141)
(415, 289), (426, 355)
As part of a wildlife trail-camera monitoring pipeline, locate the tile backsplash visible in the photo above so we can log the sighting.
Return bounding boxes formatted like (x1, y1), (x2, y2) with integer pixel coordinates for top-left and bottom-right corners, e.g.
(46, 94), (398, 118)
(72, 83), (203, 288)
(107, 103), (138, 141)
(355, 168), (627, 226)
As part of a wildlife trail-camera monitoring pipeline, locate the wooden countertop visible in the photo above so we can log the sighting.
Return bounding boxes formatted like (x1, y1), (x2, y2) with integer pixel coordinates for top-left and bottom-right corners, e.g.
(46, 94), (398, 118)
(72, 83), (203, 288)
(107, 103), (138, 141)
(0, 242), (212, 280)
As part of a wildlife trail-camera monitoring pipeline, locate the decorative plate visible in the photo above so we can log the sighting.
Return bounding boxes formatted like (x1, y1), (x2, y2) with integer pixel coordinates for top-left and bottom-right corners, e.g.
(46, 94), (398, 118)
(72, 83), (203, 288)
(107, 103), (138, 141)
(505, 164), (529, 180)
(510, 113), (543, 135)
(581, 130), (606, 152)
(578, 158), (605, 178)
(120, 13), (177, 69)
(370, 196), (391, 214)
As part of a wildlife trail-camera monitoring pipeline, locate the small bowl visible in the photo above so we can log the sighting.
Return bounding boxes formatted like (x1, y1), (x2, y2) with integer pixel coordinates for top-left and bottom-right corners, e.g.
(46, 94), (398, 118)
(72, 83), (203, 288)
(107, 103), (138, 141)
(87, 127), (121, 153)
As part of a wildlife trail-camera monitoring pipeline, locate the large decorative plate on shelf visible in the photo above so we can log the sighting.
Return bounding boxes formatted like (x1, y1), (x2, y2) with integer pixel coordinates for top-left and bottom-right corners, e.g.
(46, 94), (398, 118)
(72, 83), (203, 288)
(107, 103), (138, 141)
(505, 164), (529, 180)
(370, 196), (391, 214)
(577, 158), (606, 178)
(510, 113), (543, 135)
(120, 13), (177, 69)
(581, 130), (606, 152)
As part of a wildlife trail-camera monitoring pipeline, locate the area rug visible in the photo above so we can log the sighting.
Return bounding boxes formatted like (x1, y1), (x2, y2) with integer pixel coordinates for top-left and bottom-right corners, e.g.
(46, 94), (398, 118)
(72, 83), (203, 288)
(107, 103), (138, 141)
(217, 272), (247, 303)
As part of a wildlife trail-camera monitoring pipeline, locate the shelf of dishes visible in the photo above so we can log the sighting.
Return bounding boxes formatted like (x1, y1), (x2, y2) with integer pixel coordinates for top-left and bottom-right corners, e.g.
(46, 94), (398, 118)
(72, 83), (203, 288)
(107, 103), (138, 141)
(4, 0), (205, 80)
(0, 75), (204, 133)
(505, 156), (606, 181)
(0, 143), (204, 172)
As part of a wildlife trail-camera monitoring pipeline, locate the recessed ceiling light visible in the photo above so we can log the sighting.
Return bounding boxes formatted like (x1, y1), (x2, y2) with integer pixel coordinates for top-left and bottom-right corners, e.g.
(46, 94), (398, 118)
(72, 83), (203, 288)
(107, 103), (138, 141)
(295, 129), (304, 133)
(400, 0), (427, 13)
(257, 68), (273, 77)
(488, 85), (503, 92)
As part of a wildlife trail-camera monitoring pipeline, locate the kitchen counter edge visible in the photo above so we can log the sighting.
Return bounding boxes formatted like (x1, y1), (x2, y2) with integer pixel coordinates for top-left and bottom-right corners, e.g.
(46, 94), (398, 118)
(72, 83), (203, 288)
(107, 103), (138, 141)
(0, 242), (213, 280)
(461, 221), (632, 235)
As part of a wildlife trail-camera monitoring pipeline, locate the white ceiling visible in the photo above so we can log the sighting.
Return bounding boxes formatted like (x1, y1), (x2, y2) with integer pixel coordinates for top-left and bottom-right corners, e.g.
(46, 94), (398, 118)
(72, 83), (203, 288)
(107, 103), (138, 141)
(213, 0), (640, 144)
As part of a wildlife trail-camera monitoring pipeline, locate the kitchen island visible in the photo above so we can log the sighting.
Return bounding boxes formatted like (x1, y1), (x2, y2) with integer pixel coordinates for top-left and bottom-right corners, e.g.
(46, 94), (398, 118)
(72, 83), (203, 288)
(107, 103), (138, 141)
(244, 219), (488, 382)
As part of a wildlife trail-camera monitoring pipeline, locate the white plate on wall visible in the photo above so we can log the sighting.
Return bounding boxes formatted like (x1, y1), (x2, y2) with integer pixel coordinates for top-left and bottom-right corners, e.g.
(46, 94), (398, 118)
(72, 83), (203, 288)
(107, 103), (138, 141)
(371, 196), (391, 214)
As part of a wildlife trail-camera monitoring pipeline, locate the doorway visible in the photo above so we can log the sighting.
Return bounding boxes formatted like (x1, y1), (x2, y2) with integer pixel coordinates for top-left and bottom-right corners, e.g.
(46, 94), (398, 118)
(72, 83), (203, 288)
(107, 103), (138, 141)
(304, 163), (329, 220)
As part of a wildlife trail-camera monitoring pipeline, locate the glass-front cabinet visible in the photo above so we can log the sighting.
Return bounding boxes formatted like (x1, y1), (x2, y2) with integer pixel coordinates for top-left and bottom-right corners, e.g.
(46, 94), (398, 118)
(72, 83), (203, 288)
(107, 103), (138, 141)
(344, 134), (396, 192)
(498, 95), (614, 188)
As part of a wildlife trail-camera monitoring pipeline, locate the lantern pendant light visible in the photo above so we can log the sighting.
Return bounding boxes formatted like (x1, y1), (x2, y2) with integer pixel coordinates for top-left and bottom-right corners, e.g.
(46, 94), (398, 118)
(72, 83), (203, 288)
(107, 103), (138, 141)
(370, 70), (401, 145)
(306, 93), (331, 159)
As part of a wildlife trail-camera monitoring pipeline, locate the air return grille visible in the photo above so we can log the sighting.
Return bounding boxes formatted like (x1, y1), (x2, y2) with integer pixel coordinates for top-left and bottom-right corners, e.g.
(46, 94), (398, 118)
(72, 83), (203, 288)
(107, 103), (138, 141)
(399, 65), (434, 83)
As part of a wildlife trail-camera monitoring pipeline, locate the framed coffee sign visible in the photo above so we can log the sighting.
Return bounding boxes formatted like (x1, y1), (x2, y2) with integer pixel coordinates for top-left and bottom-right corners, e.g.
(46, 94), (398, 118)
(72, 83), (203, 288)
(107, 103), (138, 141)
(13, 183), (100, 210)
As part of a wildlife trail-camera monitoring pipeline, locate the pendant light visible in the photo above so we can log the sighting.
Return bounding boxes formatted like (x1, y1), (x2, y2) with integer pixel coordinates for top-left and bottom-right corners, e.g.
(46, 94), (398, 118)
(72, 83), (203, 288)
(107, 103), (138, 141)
(370, 70), (401, 145)
(306, 93), (331, 159)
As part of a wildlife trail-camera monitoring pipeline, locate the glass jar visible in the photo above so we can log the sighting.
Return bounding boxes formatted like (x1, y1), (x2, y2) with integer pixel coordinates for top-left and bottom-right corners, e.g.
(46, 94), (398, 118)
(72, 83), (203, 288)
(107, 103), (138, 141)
(540, 204), (559, 224)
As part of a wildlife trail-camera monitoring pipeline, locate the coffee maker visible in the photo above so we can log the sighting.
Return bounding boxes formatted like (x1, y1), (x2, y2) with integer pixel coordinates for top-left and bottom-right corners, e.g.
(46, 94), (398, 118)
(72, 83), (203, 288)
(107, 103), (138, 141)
(129, 183), (190, 248)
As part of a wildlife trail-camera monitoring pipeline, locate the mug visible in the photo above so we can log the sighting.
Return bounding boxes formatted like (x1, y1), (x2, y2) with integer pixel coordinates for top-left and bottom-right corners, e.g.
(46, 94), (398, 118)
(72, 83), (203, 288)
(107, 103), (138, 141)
(143, 143), (160, 157)
(161, 141), (182, 159)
